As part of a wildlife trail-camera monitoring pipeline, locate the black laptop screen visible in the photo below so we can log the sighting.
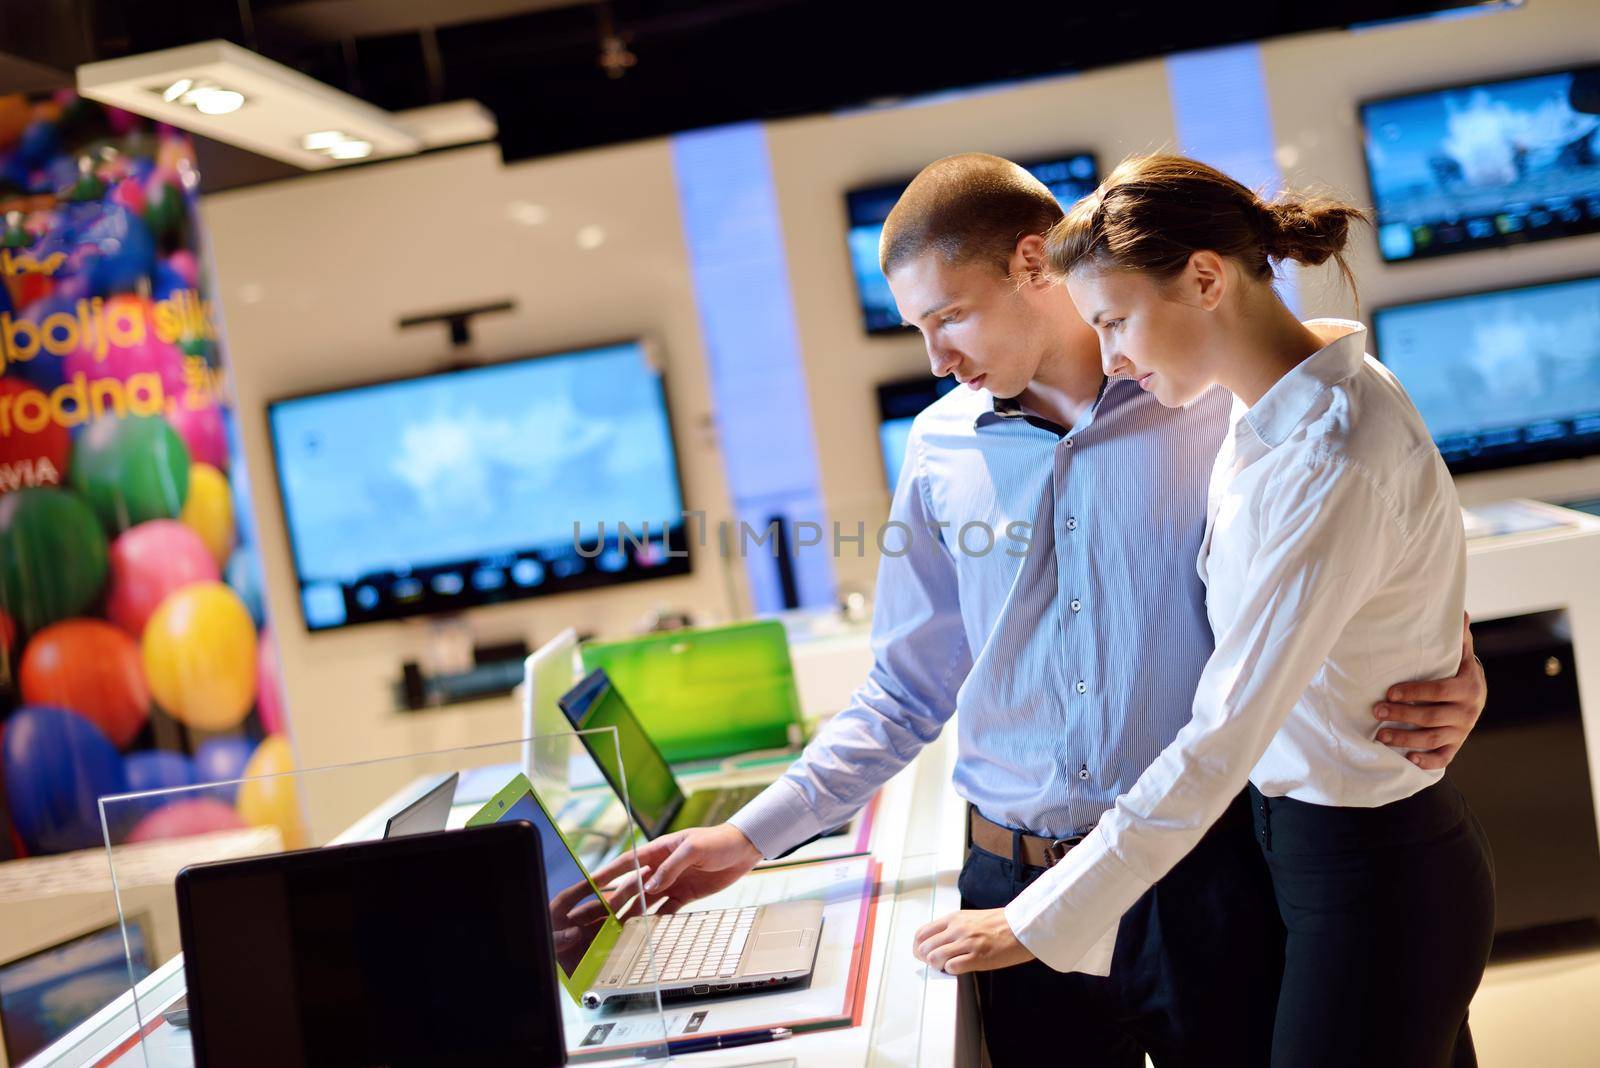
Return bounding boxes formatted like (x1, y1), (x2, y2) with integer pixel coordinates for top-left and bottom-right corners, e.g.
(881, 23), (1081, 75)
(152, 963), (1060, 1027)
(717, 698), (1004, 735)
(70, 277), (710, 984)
(559, 670), (684, 836)
(177, 824), (563, 1067)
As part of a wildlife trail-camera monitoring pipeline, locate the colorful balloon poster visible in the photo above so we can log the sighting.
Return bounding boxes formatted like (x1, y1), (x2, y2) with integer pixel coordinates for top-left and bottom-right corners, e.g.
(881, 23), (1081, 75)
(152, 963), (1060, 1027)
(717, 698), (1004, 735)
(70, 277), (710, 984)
(0, 92), (299, 858)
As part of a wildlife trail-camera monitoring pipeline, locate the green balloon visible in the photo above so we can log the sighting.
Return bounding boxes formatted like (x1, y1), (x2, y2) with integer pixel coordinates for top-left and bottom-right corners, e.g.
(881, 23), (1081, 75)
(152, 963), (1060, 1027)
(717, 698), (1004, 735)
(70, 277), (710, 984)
(144, 181), (185, 237)
(0, 488), (109, 634)
(69, 415), (190, 533)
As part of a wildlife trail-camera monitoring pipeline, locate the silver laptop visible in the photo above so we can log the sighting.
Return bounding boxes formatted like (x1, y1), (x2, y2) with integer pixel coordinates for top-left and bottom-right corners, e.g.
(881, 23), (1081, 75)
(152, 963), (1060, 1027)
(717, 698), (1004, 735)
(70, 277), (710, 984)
(382, 772), (458, 839)
(469, 773), (824, 1010)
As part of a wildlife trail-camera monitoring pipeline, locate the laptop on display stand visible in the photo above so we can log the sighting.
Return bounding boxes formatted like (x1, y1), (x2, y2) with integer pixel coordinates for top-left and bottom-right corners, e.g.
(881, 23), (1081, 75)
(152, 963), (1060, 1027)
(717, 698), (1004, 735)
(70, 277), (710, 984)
(382, 771), (459, 839)
(469, 773), (823, 1010)
(558, 668), (776, 837)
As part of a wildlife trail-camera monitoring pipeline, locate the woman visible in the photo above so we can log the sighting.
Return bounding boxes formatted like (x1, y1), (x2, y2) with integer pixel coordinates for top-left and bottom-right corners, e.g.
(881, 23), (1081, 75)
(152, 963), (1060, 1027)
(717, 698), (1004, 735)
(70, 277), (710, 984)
(995, 154), (1493, 1066)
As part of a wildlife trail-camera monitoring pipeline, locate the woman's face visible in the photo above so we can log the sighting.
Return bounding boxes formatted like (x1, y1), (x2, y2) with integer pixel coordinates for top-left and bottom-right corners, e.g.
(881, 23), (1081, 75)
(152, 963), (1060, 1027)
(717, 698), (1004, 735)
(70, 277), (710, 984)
(1065, 263), (1220, 408)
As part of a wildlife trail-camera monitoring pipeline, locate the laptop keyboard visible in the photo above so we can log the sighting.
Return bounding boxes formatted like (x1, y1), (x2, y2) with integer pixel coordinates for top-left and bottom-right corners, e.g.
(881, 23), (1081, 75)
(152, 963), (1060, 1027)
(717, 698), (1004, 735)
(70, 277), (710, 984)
(626, 907), (759, 985)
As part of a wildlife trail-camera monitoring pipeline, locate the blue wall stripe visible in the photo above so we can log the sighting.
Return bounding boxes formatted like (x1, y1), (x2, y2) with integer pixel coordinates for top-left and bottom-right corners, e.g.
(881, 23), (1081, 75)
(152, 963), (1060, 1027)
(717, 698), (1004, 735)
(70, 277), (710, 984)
(1165, 44), (1300, 314)
(671, 124), (838, 613)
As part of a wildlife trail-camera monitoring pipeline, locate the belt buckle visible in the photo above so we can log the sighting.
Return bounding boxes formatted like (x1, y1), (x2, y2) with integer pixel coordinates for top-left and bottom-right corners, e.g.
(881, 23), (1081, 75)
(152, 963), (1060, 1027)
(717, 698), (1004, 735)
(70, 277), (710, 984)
(1045, 835), (1084, 865)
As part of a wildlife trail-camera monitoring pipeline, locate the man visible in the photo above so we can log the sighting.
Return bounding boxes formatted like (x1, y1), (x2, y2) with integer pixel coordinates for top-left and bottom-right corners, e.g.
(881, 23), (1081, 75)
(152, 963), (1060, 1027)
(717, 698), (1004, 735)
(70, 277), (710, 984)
(594, 154), (1486, 1065)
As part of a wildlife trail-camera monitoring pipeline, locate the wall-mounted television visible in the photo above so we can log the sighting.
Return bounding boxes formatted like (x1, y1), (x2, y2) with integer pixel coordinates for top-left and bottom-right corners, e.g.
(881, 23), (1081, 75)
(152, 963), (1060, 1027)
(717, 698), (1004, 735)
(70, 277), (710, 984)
(267, 341), (690, 631)
(1373, 273), (1600, 474)
(845, 152), (1099, 334)
(1361, 64), (1600, 263)
(877, 375), (958, 489)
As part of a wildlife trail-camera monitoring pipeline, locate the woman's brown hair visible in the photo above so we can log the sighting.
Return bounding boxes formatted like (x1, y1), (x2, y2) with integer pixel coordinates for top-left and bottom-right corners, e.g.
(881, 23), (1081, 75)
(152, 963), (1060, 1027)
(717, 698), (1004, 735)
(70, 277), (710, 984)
(1044, 153), (1367, 296)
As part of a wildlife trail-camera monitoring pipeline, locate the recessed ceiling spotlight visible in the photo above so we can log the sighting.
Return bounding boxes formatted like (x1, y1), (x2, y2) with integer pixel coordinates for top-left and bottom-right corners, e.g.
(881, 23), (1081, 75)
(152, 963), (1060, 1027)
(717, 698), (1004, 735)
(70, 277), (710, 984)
(301, 130), (345, 151)
(161, 78), (193, 103)
(326, 139), (373, 160)
(187, 86), (245, 115)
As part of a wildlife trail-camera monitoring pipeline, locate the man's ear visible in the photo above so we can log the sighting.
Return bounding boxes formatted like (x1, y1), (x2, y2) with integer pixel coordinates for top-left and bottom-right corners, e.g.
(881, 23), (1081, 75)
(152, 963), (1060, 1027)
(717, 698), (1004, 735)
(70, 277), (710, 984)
(1012, 234), (1053, 289)
(1186, 250), (1229, 312)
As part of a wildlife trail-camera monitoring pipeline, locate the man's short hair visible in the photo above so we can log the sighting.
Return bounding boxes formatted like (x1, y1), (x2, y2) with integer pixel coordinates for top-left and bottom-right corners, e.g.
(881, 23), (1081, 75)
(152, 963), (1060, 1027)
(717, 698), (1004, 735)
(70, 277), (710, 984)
(879, 153), (1065, 278)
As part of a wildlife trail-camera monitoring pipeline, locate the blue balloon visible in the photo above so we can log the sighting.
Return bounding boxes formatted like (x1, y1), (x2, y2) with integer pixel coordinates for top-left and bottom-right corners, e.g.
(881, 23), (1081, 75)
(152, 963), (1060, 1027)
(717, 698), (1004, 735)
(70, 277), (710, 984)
(2, 706), (127, 854)
(125, 749), (194, 792)
(116, 749), (196, 832)
(83, 208), (157, 297)
(17, 121), (60, 169)
(192, 736), (254, 802)
(225, 545), (265, 626)
(150, 260), (187, 302)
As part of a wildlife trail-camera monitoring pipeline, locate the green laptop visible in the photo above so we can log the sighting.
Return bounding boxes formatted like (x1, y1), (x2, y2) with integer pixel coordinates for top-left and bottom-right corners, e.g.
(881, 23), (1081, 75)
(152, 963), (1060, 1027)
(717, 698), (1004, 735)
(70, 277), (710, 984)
(469, 774), (824, 1010)
(579, 620), (803, 763)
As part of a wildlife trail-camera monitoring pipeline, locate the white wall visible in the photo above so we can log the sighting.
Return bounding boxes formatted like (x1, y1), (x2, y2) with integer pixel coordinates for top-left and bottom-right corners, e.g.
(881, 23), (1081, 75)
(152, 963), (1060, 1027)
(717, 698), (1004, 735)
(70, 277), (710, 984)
(202, 0), (1600, 771)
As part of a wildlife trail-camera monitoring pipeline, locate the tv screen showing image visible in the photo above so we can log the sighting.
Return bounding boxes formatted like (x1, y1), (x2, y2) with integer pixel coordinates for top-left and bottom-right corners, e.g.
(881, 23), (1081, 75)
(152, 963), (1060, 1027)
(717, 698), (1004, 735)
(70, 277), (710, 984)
(1373, 273), (1600, 474)
(0, 919), (151, 1065)
(267, 341), (690, 631)
(1361, 65), (1600, 262)
(877, 375), (958, 489)
(846, 153), (1098, 334)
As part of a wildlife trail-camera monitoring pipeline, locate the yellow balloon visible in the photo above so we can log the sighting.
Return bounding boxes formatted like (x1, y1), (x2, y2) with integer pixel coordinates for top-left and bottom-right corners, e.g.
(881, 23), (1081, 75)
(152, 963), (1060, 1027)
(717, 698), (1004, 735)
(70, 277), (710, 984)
(237, 734), (305, 850)
(180, 463), (235, 567)
(141, 582), (257, 731)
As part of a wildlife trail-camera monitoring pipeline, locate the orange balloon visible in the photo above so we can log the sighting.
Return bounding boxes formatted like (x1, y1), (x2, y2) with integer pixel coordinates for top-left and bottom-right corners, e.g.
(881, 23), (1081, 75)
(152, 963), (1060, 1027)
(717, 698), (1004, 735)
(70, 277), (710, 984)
(141, 583), (257, 731)
(236, 735), (305, 849)
(20, 619), (150, 747)
(0, 96), (29, 150)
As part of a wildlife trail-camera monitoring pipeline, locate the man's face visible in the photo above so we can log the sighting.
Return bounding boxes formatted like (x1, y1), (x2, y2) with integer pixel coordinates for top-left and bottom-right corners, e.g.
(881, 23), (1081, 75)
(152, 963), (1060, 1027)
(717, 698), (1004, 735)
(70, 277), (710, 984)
(887, 249), (1053, 400)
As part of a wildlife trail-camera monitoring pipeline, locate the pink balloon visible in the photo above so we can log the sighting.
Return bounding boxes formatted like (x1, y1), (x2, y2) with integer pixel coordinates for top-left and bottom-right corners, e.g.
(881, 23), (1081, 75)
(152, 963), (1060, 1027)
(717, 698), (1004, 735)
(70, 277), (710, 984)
(107, 520), (220, 636)
(257, 631), (285, 735)
(104, 107), (142, 138)
(63, 331), (186, 400)
(166, 250), (199, 289)
(166, 396), (228, 470)
(109, 177), (146, 215)
(127, 798), (245, 843)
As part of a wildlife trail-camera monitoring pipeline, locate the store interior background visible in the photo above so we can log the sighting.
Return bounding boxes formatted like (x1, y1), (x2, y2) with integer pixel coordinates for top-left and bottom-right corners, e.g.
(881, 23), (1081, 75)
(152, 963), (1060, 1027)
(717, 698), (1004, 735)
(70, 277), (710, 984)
(5, 0), (1600, 1063)
(206, 0), (1600, 770)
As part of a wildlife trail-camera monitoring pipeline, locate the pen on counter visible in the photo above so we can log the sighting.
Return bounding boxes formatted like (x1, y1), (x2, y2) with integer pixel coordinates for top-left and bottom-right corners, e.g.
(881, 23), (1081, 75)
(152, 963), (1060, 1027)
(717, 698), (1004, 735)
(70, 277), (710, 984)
(666, 1026), (793, 1055)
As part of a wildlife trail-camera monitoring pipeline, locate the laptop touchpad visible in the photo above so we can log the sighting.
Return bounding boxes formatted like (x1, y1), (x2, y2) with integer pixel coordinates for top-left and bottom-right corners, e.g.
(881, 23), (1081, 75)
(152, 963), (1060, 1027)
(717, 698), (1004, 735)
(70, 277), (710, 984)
(756, 931), (803, 951)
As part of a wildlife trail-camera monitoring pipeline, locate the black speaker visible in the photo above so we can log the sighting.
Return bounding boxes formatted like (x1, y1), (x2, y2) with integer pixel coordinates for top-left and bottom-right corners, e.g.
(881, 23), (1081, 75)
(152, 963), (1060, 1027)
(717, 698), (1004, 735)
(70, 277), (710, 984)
(1451, 615), (1600, 940)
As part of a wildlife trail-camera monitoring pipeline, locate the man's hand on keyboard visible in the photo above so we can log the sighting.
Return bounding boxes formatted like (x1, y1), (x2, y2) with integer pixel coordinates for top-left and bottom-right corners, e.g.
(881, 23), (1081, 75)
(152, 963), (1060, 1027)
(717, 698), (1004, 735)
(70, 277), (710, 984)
(588, 824), (762, 915)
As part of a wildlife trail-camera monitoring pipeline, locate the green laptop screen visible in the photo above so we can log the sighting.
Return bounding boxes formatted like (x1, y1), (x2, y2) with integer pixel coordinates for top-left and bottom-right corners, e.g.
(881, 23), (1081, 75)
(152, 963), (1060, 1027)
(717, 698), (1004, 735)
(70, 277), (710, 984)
(560, 671), (684, 836)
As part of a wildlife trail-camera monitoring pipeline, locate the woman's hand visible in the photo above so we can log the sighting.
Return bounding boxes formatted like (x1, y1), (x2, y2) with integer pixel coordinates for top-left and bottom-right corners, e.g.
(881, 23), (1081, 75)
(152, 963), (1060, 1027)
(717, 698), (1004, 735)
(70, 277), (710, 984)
(912, 908), (1036, 974)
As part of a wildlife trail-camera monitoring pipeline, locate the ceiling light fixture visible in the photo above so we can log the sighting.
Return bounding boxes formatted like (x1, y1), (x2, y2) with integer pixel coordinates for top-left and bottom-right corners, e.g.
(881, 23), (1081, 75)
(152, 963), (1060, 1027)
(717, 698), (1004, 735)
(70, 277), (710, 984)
(301, 130), (344, 151)
(78, 40), (422, 170)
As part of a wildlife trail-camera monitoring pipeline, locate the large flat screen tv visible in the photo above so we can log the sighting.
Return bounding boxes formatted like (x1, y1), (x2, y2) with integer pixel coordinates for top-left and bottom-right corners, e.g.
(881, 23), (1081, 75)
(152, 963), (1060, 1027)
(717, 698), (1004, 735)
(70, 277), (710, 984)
(1361, 64), (1600, 263)
(268, 341), (690, 631)
(1373, 273), (1600, 474)
(846, 153), (1099, 334)
(877, 375), (958, 489)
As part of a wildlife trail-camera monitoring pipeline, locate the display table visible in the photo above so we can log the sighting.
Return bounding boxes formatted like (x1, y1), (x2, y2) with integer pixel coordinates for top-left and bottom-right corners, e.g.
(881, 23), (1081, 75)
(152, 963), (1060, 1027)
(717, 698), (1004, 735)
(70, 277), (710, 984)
(31, 722), (976, 1068)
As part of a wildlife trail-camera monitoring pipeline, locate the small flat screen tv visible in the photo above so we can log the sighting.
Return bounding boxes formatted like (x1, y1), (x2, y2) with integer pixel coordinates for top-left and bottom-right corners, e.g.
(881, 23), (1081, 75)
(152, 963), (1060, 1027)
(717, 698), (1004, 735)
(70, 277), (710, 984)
(268, 340), (689, 631)
(846, 153), (1099, 334)
(877, 375), (958, 489)
(1373, 273), (1600, 474)
(1361, 64), (1600, 262)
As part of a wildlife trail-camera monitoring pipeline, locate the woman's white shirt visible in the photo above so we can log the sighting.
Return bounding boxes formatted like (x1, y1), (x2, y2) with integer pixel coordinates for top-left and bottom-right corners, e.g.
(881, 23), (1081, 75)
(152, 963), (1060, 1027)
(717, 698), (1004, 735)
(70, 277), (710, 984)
(1004, 318), (1466, 974)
